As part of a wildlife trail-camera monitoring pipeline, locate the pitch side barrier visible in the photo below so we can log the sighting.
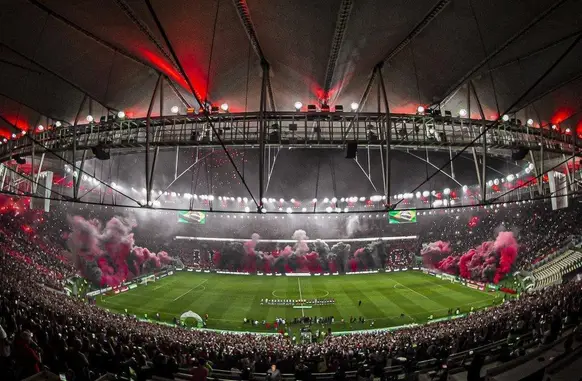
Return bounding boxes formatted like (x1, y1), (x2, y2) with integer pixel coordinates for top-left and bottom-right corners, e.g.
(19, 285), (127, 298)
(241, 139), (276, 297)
(422, 267), (521, 295)
(86, 268), (174, 297)
(176, 267), (421, 276)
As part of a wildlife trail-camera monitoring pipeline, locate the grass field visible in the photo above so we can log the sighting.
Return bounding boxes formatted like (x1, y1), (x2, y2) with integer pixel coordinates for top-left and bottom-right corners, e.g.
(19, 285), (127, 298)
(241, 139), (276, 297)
(97, 271), (501, 333)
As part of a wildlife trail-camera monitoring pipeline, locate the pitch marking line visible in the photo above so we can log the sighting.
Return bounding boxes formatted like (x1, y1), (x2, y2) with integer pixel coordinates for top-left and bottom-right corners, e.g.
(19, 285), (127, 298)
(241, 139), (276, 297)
(298, 278), (305, 317)
(173, 279), (209, 301)
(392, 280), (432, 301)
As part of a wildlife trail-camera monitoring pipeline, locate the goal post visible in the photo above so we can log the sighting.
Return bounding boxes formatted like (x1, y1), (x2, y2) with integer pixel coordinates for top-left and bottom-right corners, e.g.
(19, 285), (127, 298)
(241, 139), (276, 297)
(140, 274), (156, 285)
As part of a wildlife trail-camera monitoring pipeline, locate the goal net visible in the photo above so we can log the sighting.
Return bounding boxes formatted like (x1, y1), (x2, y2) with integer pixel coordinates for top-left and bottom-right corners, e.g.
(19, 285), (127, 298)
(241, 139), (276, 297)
(140, 274), (156, 285)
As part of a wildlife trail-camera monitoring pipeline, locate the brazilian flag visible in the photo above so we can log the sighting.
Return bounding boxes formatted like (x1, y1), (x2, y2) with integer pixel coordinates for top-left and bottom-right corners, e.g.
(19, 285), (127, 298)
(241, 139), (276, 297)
(178, 211), (207, 224)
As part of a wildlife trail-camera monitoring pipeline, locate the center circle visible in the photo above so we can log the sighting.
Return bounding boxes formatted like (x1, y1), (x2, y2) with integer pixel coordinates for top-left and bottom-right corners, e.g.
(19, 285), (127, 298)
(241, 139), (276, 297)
(271, 289), (330, 299)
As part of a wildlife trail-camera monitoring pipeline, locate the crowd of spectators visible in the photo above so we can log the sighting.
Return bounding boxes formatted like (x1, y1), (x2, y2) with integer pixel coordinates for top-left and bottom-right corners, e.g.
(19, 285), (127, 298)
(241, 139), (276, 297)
(1, 200), (582, 380)
(0, 219), (581, 380)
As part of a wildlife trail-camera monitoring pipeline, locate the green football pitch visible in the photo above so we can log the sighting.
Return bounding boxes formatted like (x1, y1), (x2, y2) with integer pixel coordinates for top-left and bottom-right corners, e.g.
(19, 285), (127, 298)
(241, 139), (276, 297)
(97, 271), (501, 333)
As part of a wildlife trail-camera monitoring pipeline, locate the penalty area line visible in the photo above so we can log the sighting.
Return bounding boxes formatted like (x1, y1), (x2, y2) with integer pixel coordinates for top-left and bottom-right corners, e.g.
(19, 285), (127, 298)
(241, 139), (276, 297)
(173, 279), (209, 301)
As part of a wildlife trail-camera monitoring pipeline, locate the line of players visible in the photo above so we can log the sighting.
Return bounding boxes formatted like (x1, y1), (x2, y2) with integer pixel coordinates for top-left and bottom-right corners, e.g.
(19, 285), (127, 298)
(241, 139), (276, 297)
(261, 298), (336, 306)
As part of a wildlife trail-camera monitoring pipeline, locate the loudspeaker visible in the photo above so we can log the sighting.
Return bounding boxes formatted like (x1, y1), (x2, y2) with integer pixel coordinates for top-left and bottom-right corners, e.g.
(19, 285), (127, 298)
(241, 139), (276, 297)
(345, 141), (357, 159)
(12, 155), (26, 165)
(511, 147), (529, 161)
(91, 146), (110, 160)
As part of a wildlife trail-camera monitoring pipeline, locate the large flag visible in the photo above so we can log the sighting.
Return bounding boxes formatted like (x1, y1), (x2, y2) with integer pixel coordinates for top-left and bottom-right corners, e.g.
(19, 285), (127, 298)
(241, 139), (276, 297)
(178, 211), (207, 224)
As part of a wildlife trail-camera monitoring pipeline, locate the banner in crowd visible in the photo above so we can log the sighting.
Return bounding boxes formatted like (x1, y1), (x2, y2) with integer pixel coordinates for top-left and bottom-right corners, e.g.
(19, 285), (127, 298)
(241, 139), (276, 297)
(178, 211), (207, 224)
(388, 210), (417, 224)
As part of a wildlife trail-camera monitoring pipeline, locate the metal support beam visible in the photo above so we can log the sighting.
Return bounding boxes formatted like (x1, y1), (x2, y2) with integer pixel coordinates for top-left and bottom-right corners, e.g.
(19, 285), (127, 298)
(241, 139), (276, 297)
(343, 0), (450, 139)
(376, 71), (386, 196)
(146, 75), (163, 206)
(265, 147), (281, 193)
(174, 146), (179, 180)
(0, 165), (6, 191)
(148, 147), (159, 196)
(233, 0), (276, 111)
(437, 0), (569, 107)
(155, 151), (214, 201)
(33, 153), (45, 194)
(406, 151), (462, 186)
(449, 147), (456, 180)
(322, 0), (353, 102)
(72, 95), (88, 199)
(377, 66), (392, 206)
(145, 0), (259, 208)
(258, 63), (268, 208)
(511, 70), (582, 113)
(0, 43), (117, 112)
(0, 91), (67, 128)
(470, 81), (487, 202)
(30, 139), (35, 192)
(27, 0), (191, 108)
(354, 157), (378, 192)
(74, 150), (87, 200)
(471, 148), (482, 190)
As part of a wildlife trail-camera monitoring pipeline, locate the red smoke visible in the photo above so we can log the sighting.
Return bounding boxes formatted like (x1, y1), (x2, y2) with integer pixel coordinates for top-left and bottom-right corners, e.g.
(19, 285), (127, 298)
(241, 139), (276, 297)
(67, 216), (174, 287)
(429, 232), (519, 284)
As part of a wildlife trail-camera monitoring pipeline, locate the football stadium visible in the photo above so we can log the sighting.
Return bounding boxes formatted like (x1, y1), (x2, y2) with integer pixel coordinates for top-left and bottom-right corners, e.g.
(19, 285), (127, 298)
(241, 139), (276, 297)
(1, 1), (582, 381)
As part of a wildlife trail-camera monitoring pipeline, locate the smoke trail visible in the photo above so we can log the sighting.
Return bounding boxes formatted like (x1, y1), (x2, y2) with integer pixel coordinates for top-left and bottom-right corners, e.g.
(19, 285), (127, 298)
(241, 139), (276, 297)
(292, 229), (309, 255)
(420, 241), (451, 268)
(436, 231), (519, 284)
(67, 216), (179, 287)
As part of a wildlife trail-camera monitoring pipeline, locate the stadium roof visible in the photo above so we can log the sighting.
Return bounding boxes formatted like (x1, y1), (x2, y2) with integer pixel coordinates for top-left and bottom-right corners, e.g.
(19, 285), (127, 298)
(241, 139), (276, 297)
(0, 0), (581, 139)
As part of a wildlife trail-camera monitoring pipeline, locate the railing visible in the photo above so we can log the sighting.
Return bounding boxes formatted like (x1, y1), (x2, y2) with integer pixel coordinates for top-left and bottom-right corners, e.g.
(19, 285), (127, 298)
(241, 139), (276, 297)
(1, 111), (579, 161)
